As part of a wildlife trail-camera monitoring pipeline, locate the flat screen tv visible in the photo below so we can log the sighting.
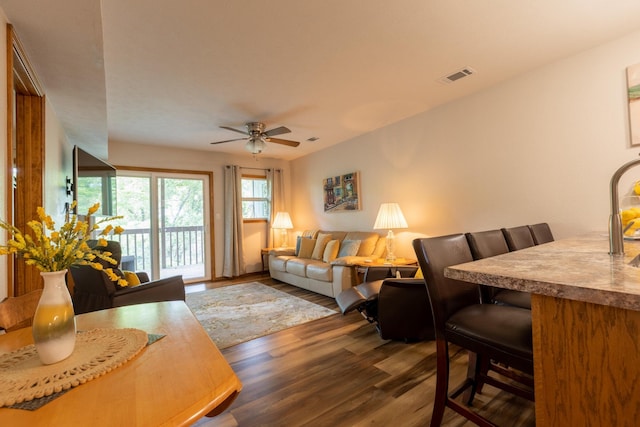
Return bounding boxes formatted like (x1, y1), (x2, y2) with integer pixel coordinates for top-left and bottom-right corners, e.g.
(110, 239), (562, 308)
(72, 145), (117, 216)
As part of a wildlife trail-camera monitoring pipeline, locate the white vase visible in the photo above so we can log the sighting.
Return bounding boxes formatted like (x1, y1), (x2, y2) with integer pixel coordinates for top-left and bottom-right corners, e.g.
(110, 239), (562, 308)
(32, 269), (76, 364)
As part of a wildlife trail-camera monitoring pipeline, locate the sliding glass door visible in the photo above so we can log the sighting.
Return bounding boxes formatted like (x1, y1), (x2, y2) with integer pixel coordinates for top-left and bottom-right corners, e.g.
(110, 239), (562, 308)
(115, 171), (211, 282)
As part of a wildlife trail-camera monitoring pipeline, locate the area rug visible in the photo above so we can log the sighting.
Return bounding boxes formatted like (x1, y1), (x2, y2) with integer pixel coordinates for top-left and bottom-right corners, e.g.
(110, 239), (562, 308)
(185, 282), (337, 349)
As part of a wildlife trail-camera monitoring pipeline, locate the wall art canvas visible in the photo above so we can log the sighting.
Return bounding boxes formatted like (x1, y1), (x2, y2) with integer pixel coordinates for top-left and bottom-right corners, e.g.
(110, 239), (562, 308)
(323, 171), (361, 212)
(627, 63), (640, 146)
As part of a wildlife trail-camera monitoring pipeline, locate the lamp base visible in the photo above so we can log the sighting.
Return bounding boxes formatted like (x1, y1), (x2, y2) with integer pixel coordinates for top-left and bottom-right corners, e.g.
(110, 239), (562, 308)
(385, 229), (396, 262)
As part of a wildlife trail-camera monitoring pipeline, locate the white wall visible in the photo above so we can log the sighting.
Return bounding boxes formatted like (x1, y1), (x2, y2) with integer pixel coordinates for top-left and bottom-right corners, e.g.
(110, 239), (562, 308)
(44, 100), (74, 224)
(290, 29), (640, 260)
(108, 141), (291, 278)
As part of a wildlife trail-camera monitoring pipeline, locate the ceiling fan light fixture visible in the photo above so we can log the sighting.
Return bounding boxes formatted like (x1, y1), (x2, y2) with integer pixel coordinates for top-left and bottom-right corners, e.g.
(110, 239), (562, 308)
(245, 137), (265, 154)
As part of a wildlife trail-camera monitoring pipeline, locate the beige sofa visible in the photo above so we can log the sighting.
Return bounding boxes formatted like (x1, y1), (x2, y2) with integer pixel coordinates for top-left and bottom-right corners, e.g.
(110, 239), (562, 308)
(268, 230), (386, 298)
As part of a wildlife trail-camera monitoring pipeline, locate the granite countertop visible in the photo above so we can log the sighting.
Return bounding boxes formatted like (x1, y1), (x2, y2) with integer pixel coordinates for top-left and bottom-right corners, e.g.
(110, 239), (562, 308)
(445, 231), (640, 311)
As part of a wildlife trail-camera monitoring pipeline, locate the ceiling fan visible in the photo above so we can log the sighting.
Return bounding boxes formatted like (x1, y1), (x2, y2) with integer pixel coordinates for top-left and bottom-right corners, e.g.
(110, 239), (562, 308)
(211, 122), (300, 154)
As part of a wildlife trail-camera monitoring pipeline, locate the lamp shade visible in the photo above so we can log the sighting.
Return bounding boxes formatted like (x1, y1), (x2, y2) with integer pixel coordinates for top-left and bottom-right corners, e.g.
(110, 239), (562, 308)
(373, 203), (408, 230)
(272, 211), (293, 229)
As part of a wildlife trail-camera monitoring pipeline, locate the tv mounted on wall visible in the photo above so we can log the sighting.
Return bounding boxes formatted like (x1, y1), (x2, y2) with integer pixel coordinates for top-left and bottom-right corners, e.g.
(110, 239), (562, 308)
(72, 145), (117, 216)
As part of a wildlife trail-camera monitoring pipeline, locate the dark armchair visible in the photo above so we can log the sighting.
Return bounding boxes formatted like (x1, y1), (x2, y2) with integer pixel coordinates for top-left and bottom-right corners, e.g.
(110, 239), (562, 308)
(69, 240), (186, 314)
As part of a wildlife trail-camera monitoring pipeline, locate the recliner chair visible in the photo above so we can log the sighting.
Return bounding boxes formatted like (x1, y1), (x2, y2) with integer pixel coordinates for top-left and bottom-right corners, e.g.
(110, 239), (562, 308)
(336, 266), (434, 342)
(69, 240), (186, 314)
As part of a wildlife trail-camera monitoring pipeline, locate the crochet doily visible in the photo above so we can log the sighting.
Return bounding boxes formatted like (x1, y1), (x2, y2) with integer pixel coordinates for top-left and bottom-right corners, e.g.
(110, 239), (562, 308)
(0, 328), (148, 407)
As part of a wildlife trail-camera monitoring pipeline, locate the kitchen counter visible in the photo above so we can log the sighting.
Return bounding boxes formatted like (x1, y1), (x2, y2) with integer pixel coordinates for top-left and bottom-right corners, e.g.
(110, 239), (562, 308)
(446, 231), (640, 311)
(445, 232), (640, 426)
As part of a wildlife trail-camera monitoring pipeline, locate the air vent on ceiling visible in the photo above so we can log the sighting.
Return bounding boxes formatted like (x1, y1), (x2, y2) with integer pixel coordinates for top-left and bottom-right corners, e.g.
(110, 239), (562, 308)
(439, 67), (476, 84)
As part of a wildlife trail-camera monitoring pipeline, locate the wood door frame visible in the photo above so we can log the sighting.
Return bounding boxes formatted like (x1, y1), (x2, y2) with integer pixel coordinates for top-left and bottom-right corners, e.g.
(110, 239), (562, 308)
(6, 24), (45, 296)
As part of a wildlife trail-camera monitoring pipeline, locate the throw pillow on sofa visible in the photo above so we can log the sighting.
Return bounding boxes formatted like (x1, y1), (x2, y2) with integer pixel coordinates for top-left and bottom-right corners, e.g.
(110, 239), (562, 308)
(298, 238), (316, 258)
(323, 239), (340, 263)
(295, 236), (303, 255)
(338, 240), (361, 257)
(312, 233), (332, 260)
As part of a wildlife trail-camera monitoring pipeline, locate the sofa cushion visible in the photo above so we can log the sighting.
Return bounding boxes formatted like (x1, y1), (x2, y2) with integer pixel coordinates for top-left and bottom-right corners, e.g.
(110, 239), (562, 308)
(326, 231), (347, 242)
(338, 240), (361, 257)
(307, 261), (333, 281)
(298, 238), (316, 258)
(286, 258), (314, 276)
(271, 255), (296, 272)
(312, 233), (332, 260)
(344, 232), (380, 256)
(302, 229), (319, 238)
(323, 240), (340, 263)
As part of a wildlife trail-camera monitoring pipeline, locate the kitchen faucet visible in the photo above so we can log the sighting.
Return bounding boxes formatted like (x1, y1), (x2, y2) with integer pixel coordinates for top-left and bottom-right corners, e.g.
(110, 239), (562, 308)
(609, 155), (640, 255)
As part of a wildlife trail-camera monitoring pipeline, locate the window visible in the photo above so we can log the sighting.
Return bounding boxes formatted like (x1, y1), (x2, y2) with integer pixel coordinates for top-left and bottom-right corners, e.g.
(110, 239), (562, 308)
(241, 176), (269, 220)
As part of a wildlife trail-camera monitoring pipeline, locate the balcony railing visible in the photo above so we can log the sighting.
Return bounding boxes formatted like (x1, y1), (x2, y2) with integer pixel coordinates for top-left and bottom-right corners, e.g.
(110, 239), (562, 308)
(112, 226), (205, 278)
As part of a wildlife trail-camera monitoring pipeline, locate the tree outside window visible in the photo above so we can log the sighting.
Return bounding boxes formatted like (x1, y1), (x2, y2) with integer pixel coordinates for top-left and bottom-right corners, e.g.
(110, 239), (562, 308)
(241, 176), (269, 220)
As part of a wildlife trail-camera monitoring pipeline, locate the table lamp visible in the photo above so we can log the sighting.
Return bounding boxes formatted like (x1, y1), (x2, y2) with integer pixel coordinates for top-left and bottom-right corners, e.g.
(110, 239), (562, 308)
(272, 211), (293, 248)
(373, 203), (408, 262)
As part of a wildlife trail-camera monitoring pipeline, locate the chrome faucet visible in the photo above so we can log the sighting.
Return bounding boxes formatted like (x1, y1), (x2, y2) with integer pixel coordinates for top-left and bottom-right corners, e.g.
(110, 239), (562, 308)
(609, 155), (640, 255)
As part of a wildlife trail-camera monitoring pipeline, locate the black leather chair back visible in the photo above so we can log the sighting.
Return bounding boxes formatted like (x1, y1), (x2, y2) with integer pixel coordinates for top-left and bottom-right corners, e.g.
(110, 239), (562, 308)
(466, 230), (531, 308)
(501, 226), (535, 251)
(412, 234), (479, 336)
(465, 229), (509, 260)
(528, 222), (554, 245)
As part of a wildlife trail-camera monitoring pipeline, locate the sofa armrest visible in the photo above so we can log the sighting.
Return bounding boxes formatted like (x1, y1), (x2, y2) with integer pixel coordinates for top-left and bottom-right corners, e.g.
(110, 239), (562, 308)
(113, 275), (186, 307)
(330, 256), (372, 266)
(270, 248), (295, 256)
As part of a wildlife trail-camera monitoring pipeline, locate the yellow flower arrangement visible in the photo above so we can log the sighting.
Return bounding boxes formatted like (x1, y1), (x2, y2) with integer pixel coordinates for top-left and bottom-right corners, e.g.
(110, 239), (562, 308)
(0, 201), (128, 286)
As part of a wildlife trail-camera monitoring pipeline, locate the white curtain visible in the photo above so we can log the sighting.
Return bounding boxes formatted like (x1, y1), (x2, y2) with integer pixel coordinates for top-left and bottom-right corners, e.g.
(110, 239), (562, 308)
(267, 168), (285, 248)
(222, 165), (245, 277)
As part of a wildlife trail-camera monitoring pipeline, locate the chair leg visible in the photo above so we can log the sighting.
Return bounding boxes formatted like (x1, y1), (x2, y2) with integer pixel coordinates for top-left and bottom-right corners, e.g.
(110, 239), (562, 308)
(463, 351), (481, 405)
(430, 338), (449, 427)
(469, 352), (492, 397)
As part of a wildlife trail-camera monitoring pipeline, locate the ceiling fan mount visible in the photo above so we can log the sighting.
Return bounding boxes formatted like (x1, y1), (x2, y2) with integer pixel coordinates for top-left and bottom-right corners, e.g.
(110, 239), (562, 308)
(211, 121), (301, 154)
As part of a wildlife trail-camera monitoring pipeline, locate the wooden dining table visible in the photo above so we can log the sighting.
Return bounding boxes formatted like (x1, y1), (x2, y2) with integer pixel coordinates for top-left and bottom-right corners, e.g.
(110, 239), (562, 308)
(0, 300), (242, 426)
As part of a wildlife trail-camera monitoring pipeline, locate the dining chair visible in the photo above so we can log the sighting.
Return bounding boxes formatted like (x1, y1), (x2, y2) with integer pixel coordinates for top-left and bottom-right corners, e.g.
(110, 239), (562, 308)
(501, 225), (536, 251)
(413, 234), (534, 427)
(465, 229), (531, 309)
(0, 289), (43, 332)
(528, 222), (554, 245)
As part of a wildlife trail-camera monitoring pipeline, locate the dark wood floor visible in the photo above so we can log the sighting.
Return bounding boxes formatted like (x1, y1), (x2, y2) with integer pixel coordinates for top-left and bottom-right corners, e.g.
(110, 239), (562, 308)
(189, 274), (535, 427)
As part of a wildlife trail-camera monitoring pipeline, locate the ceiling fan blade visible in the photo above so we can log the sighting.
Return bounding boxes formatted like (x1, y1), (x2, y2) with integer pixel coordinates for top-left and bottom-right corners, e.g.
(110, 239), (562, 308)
(263, 126), (291, 137)
(267, 137), (300, 147)
(210, 137), (248, 145)
(220, 125), (249, 135)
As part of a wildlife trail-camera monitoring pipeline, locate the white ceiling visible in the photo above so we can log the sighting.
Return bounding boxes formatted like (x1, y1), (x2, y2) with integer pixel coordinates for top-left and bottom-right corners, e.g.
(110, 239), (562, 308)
(2, 0), (640, 160)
